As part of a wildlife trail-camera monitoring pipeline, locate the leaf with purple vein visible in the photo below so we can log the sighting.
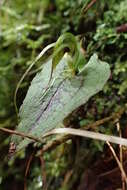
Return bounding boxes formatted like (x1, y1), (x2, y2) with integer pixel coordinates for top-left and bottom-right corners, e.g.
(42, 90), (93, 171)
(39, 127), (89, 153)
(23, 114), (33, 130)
(11, 54), (110, 152)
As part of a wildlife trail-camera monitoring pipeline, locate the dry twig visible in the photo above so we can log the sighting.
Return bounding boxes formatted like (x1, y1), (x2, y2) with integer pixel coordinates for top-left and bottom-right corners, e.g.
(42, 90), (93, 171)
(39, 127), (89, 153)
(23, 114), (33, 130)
(24, 151), (35, 190)
(85, 108), (124, 129)
(107, 141), (127, 185)
(37, 109), (124, 155)
(117, 122), (126, 190)
(0, 109), (123, 156)
(0, 127), (42, 143)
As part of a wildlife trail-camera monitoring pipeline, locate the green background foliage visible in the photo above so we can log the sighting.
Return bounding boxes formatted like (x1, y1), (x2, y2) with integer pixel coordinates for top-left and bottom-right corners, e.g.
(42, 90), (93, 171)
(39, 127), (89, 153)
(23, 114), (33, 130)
(0, 0), (127, 189)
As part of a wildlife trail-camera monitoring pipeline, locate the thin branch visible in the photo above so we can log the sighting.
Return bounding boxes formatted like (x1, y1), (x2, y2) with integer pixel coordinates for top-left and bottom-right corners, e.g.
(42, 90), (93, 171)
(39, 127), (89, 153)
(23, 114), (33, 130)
(24, 151), (35, 190)
(38, 109), (125, 156)
(37, 135), (71, 156)
(0, 127), (42, 143)
(62, 170), (73, 187)
(43, 127), (127, 146)
(85, 108), (124, 129)
(82, 0), (97, 14)
(107, 141), (127, 185)
(0, 109), (124, 155)
(99, 160), (127, 178)
(117, 122), (126, 190)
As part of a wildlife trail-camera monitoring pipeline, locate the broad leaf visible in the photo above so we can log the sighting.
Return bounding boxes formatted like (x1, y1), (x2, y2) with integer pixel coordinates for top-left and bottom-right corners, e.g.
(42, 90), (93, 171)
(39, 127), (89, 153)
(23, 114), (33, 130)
(11, 54), (110, 151)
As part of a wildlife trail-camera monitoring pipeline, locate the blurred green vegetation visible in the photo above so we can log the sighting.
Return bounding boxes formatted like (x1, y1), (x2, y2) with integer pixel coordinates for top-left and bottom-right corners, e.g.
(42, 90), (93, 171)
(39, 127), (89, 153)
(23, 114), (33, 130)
(0, 0), (127, 189)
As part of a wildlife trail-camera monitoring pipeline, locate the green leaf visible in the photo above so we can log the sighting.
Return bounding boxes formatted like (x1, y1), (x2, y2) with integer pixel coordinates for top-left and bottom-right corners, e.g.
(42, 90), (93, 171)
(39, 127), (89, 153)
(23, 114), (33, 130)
(11, 54), (110, 152)
(52, 32), (80, 72)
